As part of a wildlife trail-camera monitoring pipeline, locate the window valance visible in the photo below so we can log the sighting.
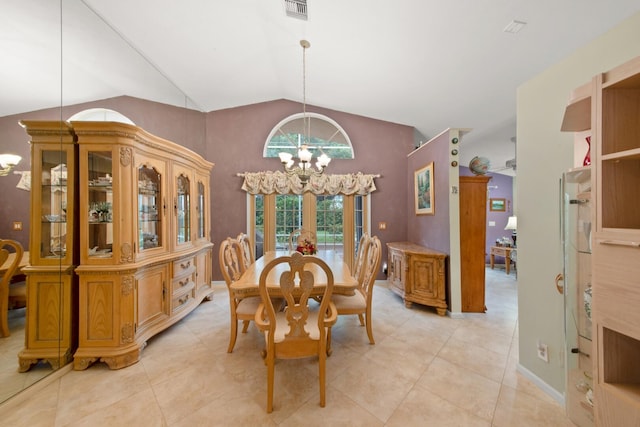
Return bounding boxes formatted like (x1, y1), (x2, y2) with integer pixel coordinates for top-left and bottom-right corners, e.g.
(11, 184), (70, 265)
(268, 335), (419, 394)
(238, 171), (379, 195)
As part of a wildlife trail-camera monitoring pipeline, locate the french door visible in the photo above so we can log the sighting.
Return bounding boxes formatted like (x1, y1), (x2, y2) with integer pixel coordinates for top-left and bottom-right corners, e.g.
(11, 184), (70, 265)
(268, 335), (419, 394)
(249, 193), (368, 271)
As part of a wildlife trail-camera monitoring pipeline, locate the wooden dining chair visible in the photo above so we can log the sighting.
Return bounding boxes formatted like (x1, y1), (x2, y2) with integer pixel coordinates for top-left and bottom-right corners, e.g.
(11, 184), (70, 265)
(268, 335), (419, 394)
(254, 251), (337, 413)
(219, 237), (261, 353)
(331, 235), (381, 345)
(236, 233), (254, 272)
(1, 239), (24, 337)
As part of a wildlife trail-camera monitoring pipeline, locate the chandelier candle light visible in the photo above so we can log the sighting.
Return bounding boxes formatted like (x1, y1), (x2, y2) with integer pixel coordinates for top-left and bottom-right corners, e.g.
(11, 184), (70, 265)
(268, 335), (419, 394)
(279, 40), (331, 185)
(0, 154), (22, 176)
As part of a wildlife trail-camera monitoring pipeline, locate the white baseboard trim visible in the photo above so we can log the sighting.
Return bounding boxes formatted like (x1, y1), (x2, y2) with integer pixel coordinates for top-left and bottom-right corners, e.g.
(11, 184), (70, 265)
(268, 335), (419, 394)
(516, 362), (565, 405)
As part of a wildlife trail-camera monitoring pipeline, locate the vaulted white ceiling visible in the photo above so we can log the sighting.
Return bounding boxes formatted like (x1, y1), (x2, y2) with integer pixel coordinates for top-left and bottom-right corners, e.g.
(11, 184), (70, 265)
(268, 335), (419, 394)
(2, 1), (640, 176)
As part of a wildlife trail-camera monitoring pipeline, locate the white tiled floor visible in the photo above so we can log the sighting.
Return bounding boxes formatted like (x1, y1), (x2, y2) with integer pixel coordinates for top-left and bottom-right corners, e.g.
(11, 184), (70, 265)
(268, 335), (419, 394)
(0, 268), (574, 426)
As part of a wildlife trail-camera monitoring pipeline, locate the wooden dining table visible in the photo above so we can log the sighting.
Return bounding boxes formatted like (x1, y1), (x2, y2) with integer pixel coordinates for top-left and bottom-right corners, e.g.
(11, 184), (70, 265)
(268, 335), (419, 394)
(230, 250), (358, 298)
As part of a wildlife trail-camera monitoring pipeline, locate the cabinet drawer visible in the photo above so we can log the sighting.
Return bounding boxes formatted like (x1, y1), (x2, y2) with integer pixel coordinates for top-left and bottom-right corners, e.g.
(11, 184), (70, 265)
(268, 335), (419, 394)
(173, 256), (196, 278)
(171, 283), (195, 313)
(172, 273), (195, 296)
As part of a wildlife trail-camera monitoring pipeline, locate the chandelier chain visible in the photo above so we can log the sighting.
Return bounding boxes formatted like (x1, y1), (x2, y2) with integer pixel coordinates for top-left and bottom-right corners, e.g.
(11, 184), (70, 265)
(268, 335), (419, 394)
(302, 40), (308, 144)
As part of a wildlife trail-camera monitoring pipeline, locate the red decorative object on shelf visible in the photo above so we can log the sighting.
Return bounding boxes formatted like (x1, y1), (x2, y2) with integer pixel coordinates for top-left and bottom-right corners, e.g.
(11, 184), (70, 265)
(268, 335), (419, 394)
(583, 136), (591, 166)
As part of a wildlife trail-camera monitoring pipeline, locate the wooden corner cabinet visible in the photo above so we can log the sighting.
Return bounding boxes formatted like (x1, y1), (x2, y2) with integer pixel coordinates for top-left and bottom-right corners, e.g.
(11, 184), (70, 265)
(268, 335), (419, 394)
(386, 242), (447, 315)
(563, 55), (640, 426)
(20, 120), (214, 372)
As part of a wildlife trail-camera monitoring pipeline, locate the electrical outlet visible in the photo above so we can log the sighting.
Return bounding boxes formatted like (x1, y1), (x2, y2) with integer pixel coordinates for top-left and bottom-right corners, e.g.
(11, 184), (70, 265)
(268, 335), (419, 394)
(537, 340), (549, 363)
(12, 221), (22, 231)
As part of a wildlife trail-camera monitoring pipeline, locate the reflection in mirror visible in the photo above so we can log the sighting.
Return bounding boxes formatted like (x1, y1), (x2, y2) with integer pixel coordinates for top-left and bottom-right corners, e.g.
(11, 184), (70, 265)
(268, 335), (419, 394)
(0, 0), (197, 403)
(0, 1), (62, 403)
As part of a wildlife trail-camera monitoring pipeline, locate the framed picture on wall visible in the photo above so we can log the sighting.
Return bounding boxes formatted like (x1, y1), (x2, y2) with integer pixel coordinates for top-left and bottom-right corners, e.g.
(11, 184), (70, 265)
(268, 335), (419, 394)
(414, 162), (434, 215)
(490, 198), (506, 211)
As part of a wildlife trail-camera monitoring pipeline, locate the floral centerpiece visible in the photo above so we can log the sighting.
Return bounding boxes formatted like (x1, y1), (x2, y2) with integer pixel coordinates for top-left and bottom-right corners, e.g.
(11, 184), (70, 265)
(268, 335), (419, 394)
(296, 238), (317, 255)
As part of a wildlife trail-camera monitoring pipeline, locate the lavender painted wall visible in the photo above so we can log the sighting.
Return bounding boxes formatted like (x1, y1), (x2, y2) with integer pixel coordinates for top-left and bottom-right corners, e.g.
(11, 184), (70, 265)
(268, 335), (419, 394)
(406, 132), (452, 254)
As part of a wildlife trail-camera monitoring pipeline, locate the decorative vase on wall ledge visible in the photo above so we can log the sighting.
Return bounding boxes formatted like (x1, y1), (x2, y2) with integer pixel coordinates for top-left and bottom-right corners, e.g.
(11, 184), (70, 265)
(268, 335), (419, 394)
(583, 136), (591, 166)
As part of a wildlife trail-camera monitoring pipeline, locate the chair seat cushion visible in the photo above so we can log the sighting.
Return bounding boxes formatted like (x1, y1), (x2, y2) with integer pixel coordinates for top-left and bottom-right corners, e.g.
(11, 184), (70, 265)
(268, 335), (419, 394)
(236, 296), (262, 316)
(332, 292), (366, 311)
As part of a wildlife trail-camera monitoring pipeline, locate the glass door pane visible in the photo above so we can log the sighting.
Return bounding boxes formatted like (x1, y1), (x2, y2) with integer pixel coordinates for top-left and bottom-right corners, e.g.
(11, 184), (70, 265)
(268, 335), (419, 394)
(275, 194), (303, 250)
(196, 181), (205, 239)
(254, 194), (264, 258)
(87, 151), (113, 259)
(563, 169), (594, 426)
(316, 195), (344, 257)
(138, 165), (162, 250)
(176, 174), (190, 244)
(41, 150), (68, 259)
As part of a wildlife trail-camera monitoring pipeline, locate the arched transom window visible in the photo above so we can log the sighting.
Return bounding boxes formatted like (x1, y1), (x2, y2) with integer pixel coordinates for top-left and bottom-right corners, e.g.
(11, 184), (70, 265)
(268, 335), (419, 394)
(263, 113), (354, 160)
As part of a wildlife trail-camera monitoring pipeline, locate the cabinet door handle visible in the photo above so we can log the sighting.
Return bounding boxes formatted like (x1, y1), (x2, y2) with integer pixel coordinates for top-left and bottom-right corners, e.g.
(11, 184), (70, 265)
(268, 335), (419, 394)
(555, 273), (564, 295)
(599, 239), (640, 248)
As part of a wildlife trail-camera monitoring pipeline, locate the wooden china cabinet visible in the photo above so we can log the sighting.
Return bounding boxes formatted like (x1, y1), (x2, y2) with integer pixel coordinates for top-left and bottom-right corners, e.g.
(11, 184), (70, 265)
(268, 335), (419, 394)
(19, 120), (214, 372)
(71, 121), (214, 370)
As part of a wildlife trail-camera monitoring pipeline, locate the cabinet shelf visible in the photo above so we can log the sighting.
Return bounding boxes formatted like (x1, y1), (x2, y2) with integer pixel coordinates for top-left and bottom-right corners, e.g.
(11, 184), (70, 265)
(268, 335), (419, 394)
(601, 148), (640, 161)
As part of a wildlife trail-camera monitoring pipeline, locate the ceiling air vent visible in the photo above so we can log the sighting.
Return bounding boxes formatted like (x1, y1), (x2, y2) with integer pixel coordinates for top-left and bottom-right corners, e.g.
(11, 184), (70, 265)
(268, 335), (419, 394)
(284, 0), (308, 20)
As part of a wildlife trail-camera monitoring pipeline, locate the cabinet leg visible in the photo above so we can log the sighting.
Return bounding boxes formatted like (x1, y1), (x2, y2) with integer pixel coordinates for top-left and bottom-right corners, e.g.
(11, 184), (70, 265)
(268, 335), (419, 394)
(404, 300), (413, 308)
(435, 307), (447, 316)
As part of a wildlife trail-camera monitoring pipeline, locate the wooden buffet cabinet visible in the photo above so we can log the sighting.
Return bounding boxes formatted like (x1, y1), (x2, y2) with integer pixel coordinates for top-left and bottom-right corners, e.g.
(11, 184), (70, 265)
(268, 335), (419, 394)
(387, 242), (447, 315)
(561, 55), (640, 426)
(20, 120), (214, 372)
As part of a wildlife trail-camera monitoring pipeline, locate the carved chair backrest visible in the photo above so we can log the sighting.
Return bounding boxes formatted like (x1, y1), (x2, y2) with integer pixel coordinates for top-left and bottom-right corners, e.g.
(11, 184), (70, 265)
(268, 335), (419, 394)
(258, 252), (334, 346)
(219, 237), (244, 288)
(353, 233), (370, 284)
(236, 233), (254, 272)
(360, 236), (381, 299)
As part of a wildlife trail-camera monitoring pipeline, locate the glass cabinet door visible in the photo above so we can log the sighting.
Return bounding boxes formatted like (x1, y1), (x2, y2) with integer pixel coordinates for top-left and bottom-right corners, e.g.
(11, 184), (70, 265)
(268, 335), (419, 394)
(563, 167), (593, 427)
(196, 181), (205, 240)
(138, 164), (163, 252)
(40, 150), (69, 260)
(175, 172), (191, 245)
(87, 151), (113, 260)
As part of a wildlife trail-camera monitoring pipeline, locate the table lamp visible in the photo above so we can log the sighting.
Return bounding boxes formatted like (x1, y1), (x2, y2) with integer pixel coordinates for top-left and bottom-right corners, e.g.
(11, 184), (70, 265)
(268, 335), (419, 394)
(505, 216), (517, 246)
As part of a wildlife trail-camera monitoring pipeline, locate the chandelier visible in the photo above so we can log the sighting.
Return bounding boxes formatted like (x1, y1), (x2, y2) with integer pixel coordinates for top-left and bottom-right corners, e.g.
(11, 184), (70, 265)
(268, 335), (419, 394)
(278, 40), (331, 185)
(0, 154), (21, 176)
